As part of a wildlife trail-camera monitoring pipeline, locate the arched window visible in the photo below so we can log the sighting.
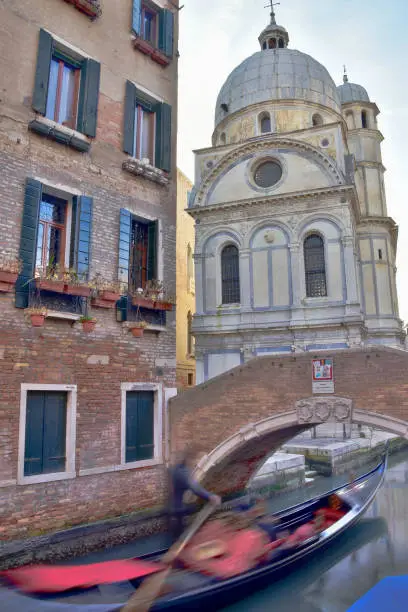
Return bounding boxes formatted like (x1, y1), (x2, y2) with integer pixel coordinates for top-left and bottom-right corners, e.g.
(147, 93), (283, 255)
(187, 310), (194, 355)
(220, 132), (226, 145)
(221, 244), (240, 304)
(278, 38), (284, 48)
(361, 110), (368, 129)
(262, 41), (267, 50)
(268, 38), (276, 49)
(312, 113), (323, 127)
(259, 112), (271, 134)
(304, 234), (327, 297)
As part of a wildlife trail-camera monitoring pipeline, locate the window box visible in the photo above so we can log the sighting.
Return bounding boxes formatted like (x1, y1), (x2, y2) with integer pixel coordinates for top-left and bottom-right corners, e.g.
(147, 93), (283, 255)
(36, 278), (66, 293)
(132, 38), (170, 66)
(122, 157), (169, 186)
(0, 270), (19, 292)
(99, 290), (121, 302)
(131, 295), (173, 311)
(65, 284), (92, 297)
(91, 297), (116, 309)
(63, 0), (102, 19)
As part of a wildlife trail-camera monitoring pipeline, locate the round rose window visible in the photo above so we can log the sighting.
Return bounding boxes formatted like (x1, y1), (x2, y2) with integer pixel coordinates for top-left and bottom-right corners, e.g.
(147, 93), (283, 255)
(254, 160), (282, 188)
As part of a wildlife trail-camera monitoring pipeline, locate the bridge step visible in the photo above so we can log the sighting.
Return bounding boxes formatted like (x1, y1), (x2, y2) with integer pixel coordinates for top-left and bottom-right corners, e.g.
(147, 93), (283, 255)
(305, 470), (318, 478)
(305, 477), (315, 485)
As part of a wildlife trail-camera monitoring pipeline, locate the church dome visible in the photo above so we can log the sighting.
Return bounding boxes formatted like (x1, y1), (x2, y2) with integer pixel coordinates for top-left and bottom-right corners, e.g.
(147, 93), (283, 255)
(215, 48), (342, 127)
(337, 81), (370, 104)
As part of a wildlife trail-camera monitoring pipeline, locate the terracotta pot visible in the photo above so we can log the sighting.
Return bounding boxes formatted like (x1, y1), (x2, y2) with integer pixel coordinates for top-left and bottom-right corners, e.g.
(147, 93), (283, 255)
(37, 279), (66, 293)
(0, 270), (18, 284)
(81, 319), (96, 333)
(66, 284), (92, 297)
(99, 290), (120, 302)
(30, 313), (45, 327)
(130, 326), (145, 338)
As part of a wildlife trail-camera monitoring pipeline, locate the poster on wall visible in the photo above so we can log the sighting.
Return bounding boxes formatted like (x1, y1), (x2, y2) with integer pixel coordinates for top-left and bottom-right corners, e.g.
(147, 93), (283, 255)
(312, 358), (334, 394)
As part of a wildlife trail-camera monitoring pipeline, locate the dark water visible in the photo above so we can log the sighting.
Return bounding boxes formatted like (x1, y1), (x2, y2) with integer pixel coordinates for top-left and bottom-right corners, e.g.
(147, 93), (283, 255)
(66, 450), (408, 611)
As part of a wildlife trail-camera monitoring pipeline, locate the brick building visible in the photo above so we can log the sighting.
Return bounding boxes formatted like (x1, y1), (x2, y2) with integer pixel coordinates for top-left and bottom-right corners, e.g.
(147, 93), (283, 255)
(0, 0), (179, 540)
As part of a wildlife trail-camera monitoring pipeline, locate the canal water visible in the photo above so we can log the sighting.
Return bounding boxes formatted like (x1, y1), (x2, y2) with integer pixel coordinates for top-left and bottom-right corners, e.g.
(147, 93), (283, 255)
(67, 449), (408, 611)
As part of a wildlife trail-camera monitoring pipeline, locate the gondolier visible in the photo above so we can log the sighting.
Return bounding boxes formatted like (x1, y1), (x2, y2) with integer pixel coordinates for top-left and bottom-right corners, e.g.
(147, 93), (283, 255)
(168, 448), (221, 541)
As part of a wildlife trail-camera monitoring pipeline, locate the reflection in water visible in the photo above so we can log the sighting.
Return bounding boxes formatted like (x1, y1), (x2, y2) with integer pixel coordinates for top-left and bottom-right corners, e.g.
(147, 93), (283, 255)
(225, 450), (408, 612)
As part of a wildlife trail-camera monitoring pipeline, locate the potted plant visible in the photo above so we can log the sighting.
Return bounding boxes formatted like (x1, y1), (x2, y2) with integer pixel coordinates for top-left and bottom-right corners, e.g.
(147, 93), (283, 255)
(36, 262), (65, 293)
(129, 321), (148, 337)
(27, 307), (47, 327)
(64, 269), (92, 297)
(0, 255), (22, 291)
(79, 314), (97, 333)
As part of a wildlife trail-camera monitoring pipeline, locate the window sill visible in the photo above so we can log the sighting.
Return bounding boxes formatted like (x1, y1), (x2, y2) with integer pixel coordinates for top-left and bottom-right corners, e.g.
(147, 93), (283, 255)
(79, 459), (162, 476)
(122, 157), (169, 186)
(18, 471), (76, 486)
(29, 117), (91, 152)
(63, 0), (102, 19)
(132, 37), (171, 66)
(46, 310), (81, 321)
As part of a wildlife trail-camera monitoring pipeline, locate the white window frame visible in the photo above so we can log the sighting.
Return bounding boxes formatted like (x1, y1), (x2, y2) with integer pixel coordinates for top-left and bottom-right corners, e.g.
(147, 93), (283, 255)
(18, 384), (77, 485)
(120, 382), (163, 470)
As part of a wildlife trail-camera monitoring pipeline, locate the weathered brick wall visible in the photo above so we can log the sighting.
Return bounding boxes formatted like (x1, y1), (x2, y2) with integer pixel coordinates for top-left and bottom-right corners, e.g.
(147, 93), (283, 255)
(169, 348), (408, 495)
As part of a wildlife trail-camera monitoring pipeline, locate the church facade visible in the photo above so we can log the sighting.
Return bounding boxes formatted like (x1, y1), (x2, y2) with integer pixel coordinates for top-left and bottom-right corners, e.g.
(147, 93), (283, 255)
(188, 12), (405, 384)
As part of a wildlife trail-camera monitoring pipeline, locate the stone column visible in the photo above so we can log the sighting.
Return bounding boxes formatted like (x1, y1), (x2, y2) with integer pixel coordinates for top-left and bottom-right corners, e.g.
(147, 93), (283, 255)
(193, 252), (204, 314)
(342, 235), (359, 305)
(289, 242), (304, 325)
(239, 249), (251, 309)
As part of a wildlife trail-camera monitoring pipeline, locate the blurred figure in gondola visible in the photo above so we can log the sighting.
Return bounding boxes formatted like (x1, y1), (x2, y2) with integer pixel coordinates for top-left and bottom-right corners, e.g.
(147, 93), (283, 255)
(168, 448), (221, 542)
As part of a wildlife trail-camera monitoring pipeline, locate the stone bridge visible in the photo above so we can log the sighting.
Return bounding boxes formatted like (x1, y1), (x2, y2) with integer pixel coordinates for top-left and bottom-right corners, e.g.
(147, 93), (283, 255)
(169, 347), (408, 496)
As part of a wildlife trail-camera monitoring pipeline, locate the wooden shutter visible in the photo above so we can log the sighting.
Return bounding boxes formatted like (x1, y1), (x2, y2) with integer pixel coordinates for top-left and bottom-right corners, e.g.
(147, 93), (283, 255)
(77, 59), (101, 137)
(132, 0), (142, 35)
(24, 392), (45, 476)
(158, 9), (174, 58)
(118, 208), (132, 288)
(155, 103), (172, 172)
(70, 196), (93, 279)
(125, 391), (154, 463)
(123, 80), (136, 155)
(32, 29), (53, 114)
(42, 392), (67, 474)
(15, 178), (42, 309)
(147, 220), (157, 281)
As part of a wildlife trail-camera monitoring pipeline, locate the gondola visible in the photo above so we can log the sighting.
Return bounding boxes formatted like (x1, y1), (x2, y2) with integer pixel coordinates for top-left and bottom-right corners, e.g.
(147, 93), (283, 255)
(1, 450), (387, 612)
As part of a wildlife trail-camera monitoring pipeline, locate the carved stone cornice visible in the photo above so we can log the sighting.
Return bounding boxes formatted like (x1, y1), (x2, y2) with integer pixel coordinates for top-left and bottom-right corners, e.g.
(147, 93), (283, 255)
(195, 137), (345, 207)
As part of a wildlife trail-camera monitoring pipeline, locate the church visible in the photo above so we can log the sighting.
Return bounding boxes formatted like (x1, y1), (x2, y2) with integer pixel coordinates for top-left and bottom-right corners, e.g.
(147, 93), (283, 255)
(188, 8), (405, 384)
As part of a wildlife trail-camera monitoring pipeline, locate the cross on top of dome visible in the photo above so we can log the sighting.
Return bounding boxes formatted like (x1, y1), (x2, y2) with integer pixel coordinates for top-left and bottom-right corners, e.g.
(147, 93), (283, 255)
(259, 0), (289, 50)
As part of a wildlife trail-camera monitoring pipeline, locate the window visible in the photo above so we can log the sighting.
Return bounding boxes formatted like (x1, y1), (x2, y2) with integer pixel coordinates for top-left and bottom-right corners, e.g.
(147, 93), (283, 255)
(312, 113), (323, 127)
(188, 373), (194, 386)
(220, 132), (226, 145)
(259, 112), (271, 134)
(268, 38), (276, 49)
(125, 391), (154, 463)
(118, 208), (158, 292)
(134, 104), (155, 163)
(221, 245), (240, 304)
(132, 1), (174, 59)
(187, 310), (194, 355)
(278, 38), (284, 48)
(361, 110), (368, 129)
(32, 30), (100, 139)
(304, 234), (327, 298)
(18, 384), (77, 485)
(378, 249), (383, 260)
(35, 194), (67, 275)
(123, 81), (172, 172)
(253, 160), (282, 188)
(141, 3), (157, 46)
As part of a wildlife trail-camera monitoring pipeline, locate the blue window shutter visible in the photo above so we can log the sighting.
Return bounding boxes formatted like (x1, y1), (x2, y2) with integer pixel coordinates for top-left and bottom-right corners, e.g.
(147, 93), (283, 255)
(147, 221), (157, 281)
(77, 59), (100, 137)
(118, 209), (131, 288)
(158, 9), (174, 58)
(126, 391), (154, 462)
(24, 392), (45, 476)
(155, 103), (172, 172)
(32, 29), (53, 114)
(123, 80), (136, 155)
(132, 0), (142, 35)
(70, 196), (93, 280)
(42, 392), (67, 474)
(15, 178), (42, 309)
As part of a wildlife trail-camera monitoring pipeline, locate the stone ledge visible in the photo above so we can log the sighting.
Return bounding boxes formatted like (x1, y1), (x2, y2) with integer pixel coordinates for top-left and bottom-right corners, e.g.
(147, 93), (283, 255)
(29, 117), (91, 152)
(63, 0), (102, 19)
(122, 157), (169, 186)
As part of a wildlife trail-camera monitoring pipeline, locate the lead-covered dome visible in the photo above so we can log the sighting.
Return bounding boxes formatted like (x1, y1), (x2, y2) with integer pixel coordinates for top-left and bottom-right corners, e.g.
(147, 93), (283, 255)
(215, 48), (342, 128)
(337, 81), (370, 104)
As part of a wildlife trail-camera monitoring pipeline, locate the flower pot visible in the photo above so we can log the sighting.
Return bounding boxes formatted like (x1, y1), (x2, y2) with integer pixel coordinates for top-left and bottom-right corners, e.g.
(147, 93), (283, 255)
(66, 284), (92, 297)
(130, 326), (145, 337)
(37, 279), (65, 293)
(99, 290), (120, 302)
(81, 319), (96, 333)
(0, 270), (18, 284)
(30, 313), (45, 327)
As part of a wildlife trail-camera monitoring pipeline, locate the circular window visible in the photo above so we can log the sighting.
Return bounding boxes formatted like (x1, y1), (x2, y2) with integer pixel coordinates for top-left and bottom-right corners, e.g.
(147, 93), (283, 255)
(254, 160), (282, 188)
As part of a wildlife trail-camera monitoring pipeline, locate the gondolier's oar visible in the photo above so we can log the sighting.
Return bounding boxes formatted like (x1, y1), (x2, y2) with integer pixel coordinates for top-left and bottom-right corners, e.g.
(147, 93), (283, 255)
(121, 501), (216, 612)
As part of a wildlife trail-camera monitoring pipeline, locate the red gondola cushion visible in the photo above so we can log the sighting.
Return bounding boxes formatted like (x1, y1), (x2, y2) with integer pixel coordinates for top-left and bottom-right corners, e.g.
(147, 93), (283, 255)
(2, 558), (165, 593)
(315, 508), (346, 521)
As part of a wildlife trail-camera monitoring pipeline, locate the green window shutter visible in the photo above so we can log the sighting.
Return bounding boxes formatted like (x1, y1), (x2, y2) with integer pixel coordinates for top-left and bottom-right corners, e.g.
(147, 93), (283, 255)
(132, 0), (142, 35)
(158, 9), (174, 58)
(118, 208), (132, 287)
(126, 391), (154, 463)
(70, 196), (93, 280)
(42, 392), (67, 474)
(147, 220), (157, 281)
(77, 59), (101, 137)
(24, 392), (45, 476)
(155, 103), (172, 172)
(32, 29), (53, 114)
(15, 178), (42, 309)
(123, 80), (136, 155)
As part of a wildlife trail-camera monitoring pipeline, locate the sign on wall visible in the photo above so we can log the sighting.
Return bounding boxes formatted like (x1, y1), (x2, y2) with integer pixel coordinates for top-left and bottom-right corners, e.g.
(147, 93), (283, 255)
(312, 358), (334, 394)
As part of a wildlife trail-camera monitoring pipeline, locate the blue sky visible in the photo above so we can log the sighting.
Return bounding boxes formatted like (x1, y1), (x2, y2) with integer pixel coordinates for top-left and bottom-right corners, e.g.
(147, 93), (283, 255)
(177, 0), (408, 324)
